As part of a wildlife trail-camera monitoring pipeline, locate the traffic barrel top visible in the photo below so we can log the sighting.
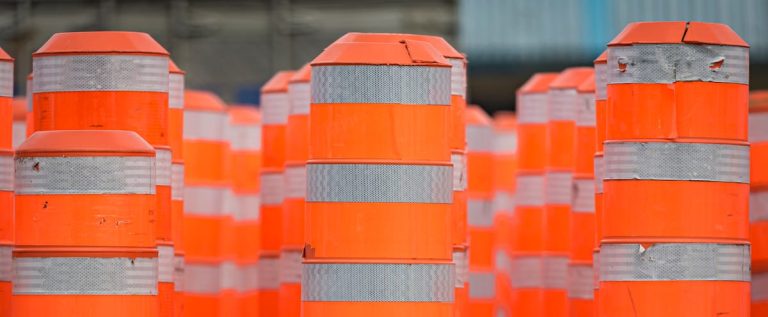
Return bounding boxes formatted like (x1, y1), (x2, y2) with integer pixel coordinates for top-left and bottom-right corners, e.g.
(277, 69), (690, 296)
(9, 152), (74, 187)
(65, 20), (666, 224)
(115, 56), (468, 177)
(184, 90), (227, 112)
(550, 67), (594, 90)
(18, 129), (154, 155)
(312, 40), (450, 67)
(518, 72), (559, 95)
(608, 21), (748, 47)
(337, 32), (463, 59)
(33, 31), (169, 56)
(262, 70), (294, 94)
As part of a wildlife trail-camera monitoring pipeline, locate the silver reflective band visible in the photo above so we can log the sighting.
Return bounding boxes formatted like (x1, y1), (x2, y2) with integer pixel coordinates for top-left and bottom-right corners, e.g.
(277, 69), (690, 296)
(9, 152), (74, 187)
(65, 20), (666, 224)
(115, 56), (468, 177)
(495, 250), (511, 276)
(592, 250), (600, 290)
(0, 154), (12, 191)
(238, 262), (259, 293)
(510, 256), (544, 288)
(158, 245), (174, 283)
(548, 89), (578, 121)
(33, 55), (169, 92)
(493, 191), (515, 215)
(494, 131), (517, 155)
(307, 163), (452, 204)
(220, 261), (238, 290)
(594, 155), (604, 194)
(604, 142), (749, 183)
(568, 264), (594, 299)
(451, 152), (467, 191)
(449, 58), (467, 98)
(518, 93), (547, 124)
(184, 110), (227, 141)
(453, 249), (468, 288)
(16, 156), (155, 195)
(594, 63), (607, 100)
(257, 256), (279, 290)
(600, 243), (750, 282)
(184, 186), (224, 216)
(545, 171), (572, 205)
(234, 194), (260, 221)
(222, 189), (236, 218)
(279, 250), (302, 284)
(607, 44), (749, 84)
(577, 93), (596, 127)
(285, 165), (307, 199)
(171, 163), (184, 201)
(14, 256), (158, 295)
(302, 263), (454, 302)
(469, 271), (495, 299)
(467, 124), (494, 152)
(749, 112), (768, 143)
(0, 62), (12, 97)
(572, 179), (595, 213)
(185, 262), (220, 294)
(289, 82), (310, 115)
(753, 271), (768, 301)
(155, 148), (172, 186)
(262, 92), (290, 125)
(261, 172), (284, 205)
(468, 198), (493, 227)
(751, 191), (768, 222)
(543, 256), (568, 289)
(169, 73), (185, 109)
(13, 122), (26, 149)
(0, 245), (10, 282)
(173, 255), (185, 292)
(229, 124), (261, 151)
(311, 65), (451, 105)
(516, 174), (545, 206)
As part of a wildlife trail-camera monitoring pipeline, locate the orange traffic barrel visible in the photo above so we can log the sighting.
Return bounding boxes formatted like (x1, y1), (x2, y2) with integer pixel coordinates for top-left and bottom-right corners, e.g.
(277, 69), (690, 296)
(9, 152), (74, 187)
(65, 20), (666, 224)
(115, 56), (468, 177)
(25, 74), (33, 137)
(12, 97), (26, 148)
(568, 73), (596, 317)
(750, 91), (768, 316)
(512, 72), (558, 317)
(335, 33), (470, 316)
(304, 39), (453, 316)
(227, 106), (261, 317)
(600, 21), (750, 316)
(466, 105), (495, 316)
(260, 70), (293, 317)
(281, 64), (310, 317)
(591, 50), (607, 305)
(492, 112), (517, 316)
(182, 90), (229, 317)
(13, 130), (157, 316)
(31, 31), (176, 317)
(0, 47), (12, 316)
(168, 60), (185, 317)
(545, 67), (593, 317)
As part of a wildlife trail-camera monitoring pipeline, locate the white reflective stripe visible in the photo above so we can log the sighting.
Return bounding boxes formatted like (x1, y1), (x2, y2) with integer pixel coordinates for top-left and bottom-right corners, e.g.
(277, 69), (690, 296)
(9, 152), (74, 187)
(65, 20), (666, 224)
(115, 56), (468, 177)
(261, 92), (290, 125)
(238, 262), (259, 292)
(171, 163), (184, 201)
(543, 256), (568, 289)
(751, 191), (768, 222)
(600, 243), (750, 282)
(261, 172), (284, 205)
(155, 148), (172, 186)
(577, 92), (596, 127)
(0, 62), (12, 97)
(185, 262), (220, 294)
(572, 179), (595, 213)
(158, 245), (174, 283)
(545, 171), (572, 204)
(451, 152), (467, 191)
(184, 186), (224, 216)
(13, 122), (26, 149)
(33, 55), (169, 92)
(608, 44), (749, 84)
(0, 246), (10, 282)
(494, 131), (517, 154)
(173, 255), (184, 291)
(515, 174), (545, 206)
(279, 250), (302, 284)
(222, 189), (237, 218)
(234, 193), (260, 221)
(183, 110), (227, 141)
(16, 156), (155, 195)
(493, 191), (515, 215)
(467, 124), (494, 152)
(14, 256), (158, 295)
(548, 89), (578, 121)
(593, 250), (600, 290)
(257, 256), (279, 290)
(594, 155), (604, 194)
(568, 264), (594, 299)
(495, 250), (511, 275)
(468, 198), (493, 227)
(469, 271), (495, 299)
(312, 65), (451, 105)
(518, 93), (547, 124)
(753, 271), (768, 301)
(285, 165), (307, 199)
(604, 142), (749, 183)
(289, 82), (310, 115)
(168, 73), (185, 109)
(0, 154), (12, 191)
(220, 261), (238, 290)
(449, 58), (467, 98)
(510, 256), (544, 288)
(229, 123), (261, 151)
(453, 249), (468, 288)
(749, 112), (768, 143)
(307, 163), (452, 203)
(302, 263), (454, 302)
(594, 62), (607, 100)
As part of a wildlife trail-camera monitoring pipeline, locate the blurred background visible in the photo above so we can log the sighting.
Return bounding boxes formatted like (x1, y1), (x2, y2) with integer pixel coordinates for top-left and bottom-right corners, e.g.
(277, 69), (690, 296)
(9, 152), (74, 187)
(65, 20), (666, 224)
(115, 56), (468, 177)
(1, 0), (766, 113)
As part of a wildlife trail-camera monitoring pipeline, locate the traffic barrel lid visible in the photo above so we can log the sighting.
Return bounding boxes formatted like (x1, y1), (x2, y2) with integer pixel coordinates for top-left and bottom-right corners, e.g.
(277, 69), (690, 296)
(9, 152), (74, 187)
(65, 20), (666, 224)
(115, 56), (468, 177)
(337, 32), (463, 60)
(289, 63), (311, 83)
(466, 105), (492, 126)
(0, 47), (13, 62)
(518, 72), (559, 94)
(550, 67), (594, 89)
(750, 90), (768, 112)
(18, 130), (154, 156)
(228, 105), (261, 124)
(577, 73), (596, 93)
(169, 59), (185, 74)
(262, 70), (295, 93)
(184, 90), (226, 111)
(594, 50), (607, 64)
(494, 111), (517, 129)
(311, 40), (450, 67)
(13, 97), (26, 121)
(34, 31), (169, 56)
(609, 21), (748, 47)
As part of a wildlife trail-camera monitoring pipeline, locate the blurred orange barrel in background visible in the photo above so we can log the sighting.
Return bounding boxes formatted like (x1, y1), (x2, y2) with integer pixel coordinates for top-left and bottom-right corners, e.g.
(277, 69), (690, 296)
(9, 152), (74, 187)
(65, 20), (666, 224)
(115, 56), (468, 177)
(168, 60), (186, 317)
(750, 91), (768, 316)
(12, 97), (26, 149)
(492, 112), (517, 316)
(591, 50), (607, 307)
(0, 47), (12, 316)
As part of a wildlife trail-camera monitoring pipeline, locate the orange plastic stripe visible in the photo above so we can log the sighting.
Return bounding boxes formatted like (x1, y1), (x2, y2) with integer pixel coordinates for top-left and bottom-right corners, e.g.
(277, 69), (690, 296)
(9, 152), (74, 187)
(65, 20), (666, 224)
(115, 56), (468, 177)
(512, 206), (544, 253)
(182, 216), (223, 260)
(752, 143), (768, 187)
(467, 152), (494, 198)
(183, 142), (227, 183)
(169, 108), (183, 160)
(262, 125), (286, 169)
(451, 95), (467, 151)
(598, 281), (748, 316)
(752, 221), (768, 271)
(575, 126), (596, 177)
(547, 121), (575, 169)
(261, 204), (283, 253)
(303, 302), (452, 316)
(282, 198), (305, 249)
(0, 98), (11, 150)
(13, 295), (159, 317)
(517, 124), (547, 172)
(468, 228), (493, 268)
(452, 191), (468, 246)
(0, 192), (11, 244)
(570, 212), (596, 263)
(544, 204), (570, 253)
